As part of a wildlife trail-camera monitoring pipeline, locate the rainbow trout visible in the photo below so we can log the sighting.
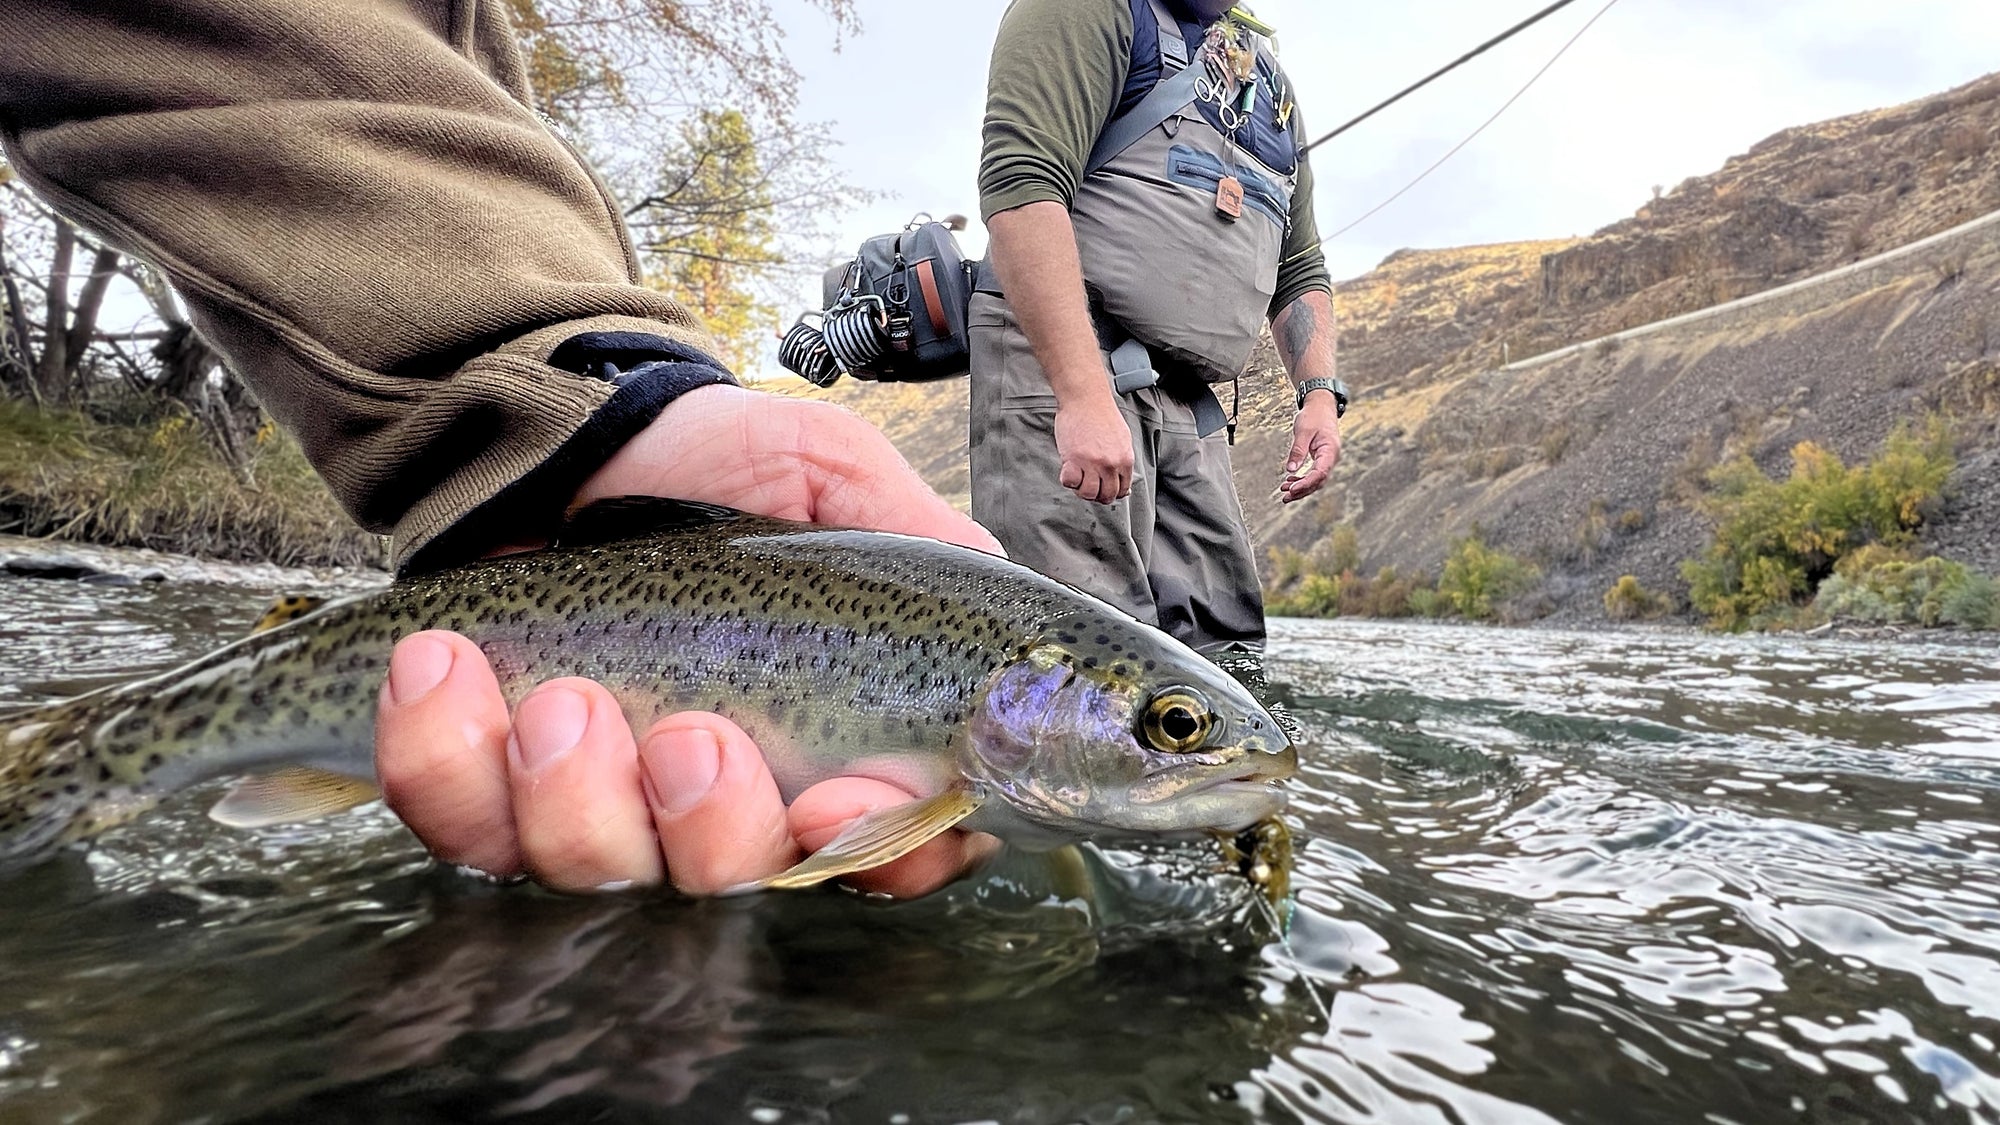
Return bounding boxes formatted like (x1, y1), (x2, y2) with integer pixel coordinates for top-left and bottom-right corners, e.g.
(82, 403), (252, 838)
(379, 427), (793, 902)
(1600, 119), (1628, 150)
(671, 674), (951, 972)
(0, 499), (1294, 889)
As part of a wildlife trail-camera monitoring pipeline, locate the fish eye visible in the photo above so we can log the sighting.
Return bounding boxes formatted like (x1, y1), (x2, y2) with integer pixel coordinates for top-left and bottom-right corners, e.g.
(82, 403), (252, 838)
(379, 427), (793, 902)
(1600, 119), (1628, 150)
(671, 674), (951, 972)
(1141, 689), (1214, 752)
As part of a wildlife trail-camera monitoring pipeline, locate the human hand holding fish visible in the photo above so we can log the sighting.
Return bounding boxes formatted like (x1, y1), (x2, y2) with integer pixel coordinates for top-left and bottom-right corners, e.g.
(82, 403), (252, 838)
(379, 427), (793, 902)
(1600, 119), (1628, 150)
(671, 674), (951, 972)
(0, 385), (1293, 900)
(377, 385), (1005, 899)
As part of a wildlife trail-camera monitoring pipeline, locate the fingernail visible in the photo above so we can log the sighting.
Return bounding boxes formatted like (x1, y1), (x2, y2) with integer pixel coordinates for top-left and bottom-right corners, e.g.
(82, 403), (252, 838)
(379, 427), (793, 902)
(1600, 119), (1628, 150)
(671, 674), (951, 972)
(511, 686), (591, 772)
(641, 727), (722, 818)
(388, 634), (453, 704)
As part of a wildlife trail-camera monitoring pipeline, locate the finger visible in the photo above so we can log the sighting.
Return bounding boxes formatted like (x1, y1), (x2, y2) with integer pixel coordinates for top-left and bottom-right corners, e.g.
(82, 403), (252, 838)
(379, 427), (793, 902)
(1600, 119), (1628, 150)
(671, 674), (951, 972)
(795, 407), (1004, 554)
(789, 779), (999, 898)
(1285, 433), (1312, 475)
(507, 679), (664, 892)
(638, 713), (799, 895)
(376, 630), (521, 877)
(1060, 460), (1085, 491)
(1281, 469), (1330, 502)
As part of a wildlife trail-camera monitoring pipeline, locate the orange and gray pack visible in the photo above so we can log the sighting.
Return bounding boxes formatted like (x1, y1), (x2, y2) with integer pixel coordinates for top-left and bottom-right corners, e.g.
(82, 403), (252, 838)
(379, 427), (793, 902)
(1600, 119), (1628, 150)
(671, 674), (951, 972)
(777, 217), (977, 387)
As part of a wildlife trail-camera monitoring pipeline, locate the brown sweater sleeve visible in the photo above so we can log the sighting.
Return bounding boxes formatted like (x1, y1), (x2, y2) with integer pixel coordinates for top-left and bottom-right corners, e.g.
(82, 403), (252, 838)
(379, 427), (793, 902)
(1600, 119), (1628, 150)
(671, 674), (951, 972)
(0, 0), (731, 571)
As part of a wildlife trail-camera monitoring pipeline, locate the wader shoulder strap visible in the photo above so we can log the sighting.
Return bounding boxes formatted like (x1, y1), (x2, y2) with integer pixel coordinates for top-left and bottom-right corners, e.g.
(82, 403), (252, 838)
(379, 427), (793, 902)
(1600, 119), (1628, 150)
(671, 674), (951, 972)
(1085, 0), (1200, 177)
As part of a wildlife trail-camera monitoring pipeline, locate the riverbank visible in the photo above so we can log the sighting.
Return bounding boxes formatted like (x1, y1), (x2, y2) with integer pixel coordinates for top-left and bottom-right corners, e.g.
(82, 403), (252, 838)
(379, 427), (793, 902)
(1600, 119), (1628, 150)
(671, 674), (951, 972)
(0, 399), (385, 571)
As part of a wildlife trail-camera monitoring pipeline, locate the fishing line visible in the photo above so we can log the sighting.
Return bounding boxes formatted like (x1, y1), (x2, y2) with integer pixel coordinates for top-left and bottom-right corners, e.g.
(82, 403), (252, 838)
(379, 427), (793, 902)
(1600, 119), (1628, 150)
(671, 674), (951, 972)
(1324, 0), (1622, 240)
(1253, 890), (1334, 1027)
(1302, 0), (1584, 154)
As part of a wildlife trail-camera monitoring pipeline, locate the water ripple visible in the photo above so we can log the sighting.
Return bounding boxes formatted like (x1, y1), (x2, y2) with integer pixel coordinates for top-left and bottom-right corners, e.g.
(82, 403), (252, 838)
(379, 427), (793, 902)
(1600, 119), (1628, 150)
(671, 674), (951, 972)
(4, 580), (2000, 1122)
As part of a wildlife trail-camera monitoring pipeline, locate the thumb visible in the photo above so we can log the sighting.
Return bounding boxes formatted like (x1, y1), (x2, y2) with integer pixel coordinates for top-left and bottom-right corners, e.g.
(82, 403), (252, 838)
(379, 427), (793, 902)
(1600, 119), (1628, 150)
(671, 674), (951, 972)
(1285, 430), (1312, 475)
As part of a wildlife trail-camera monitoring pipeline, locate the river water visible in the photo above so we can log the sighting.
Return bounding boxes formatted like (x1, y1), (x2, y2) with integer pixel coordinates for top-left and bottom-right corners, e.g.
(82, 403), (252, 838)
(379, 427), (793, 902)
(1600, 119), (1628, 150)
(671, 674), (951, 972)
(0, 570), (1996, 1124)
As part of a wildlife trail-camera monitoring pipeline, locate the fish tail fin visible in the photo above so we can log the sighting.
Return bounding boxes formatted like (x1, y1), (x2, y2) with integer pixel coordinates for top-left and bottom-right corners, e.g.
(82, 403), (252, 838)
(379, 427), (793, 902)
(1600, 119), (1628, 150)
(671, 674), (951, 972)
(0, 695), (150, 868)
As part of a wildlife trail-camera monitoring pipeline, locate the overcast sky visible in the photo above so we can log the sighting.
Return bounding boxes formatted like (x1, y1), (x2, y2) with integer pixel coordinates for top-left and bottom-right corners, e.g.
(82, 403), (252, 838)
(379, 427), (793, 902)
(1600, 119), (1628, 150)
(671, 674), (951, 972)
(769, 0), (1998, 348)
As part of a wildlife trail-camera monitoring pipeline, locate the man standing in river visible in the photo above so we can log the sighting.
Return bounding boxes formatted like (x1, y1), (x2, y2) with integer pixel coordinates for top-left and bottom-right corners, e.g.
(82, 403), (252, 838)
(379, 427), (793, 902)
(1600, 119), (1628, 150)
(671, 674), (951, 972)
(972, 0), (1346, 652)
(0, 2), (989, 897)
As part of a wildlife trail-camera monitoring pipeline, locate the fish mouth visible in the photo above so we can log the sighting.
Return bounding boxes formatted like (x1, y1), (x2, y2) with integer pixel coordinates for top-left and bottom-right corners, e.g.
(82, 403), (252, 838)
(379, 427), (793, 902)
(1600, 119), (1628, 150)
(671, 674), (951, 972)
(1145, 735), (1298, 803)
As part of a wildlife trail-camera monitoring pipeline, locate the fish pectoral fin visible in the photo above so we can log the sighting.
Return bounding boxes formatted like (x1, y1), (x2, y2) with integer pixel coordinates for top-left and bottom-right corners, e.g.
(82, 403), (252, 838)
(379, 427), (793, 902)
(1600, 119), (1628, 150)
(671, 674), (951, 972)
(208, 767), (381, 829)
(725, 782), (986, 895)
(248, 594), (328, 635)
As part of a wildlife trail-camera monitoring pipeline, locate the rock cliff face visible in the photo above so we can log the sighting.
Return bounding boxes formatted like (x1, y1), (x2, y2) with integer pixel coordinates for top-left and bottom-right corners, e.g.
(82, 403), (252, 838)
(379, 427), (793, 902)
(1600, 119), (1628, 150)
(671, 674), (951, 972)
(789, 71), (2000, 622)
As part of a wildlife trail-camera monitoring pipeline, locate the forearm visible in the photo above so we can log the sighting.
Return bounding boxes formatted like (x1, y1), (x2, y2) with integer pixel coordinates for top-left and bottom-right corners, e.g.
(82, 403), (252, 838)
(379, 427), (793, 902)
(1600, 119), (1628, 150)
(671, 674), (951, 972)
(986, 201), (1115, 410)
(1271, 288), (1338, 388)
(0, 0), (727, 570)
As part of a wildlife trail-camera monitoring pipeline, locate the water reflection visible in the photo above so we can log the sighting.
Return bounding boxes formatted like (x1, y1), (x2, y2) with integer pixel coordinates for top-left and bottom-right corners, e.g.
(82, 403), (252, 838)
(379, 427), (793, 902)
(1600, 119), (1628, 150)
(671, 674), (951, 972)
(3, 577), (2000, 1123)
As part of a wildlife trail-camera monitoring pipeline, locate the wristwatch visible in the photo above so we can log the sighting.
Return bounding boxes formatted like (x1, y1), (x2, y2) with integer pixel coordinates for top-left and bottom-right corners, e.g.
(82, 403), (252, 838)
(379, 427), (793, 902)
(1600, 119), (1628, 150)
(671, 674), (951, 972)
(1295, 376), (1349, 417)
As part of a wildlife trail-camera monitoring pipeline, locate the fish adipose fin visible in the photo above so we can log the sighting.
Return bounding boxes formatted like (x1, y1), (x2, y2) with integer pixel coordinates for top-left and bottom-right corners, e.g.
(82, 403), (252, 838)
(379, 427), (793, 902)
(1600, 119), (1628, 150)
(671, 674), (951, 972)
(208, 767), (381, 829)
(726, 782), (986, 894)
(556, 496), (749, 547)
(247, 594), (328, 635)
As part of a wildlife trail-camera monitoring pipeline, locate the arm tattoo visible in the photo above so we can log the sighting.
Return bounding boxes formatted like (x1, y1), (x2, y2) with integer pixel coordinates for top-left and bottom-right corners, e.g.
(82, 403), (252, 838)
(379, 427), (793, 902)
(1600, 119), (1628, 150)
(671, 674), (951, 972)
(1278, 299), (1318, 371)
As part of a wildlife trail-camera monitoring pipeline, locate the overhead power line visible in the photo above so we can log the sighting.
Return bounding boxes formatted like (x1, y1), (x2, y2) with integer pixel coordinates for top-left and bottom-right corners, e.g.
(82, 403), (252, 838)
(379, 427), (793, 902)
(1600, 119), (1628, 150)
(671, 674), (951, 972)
(1302, 0), (1585, 154)
(1324, 0), (1623, 241)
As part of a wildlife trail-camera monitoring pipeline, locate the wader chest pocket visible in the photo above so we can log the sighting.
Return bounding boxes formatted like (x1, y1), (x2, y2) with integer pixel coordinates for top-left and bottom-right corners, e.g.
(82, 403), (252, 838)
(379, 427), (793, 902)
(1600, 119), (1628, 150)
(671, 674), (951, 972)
(1166, 146), (1286, 228)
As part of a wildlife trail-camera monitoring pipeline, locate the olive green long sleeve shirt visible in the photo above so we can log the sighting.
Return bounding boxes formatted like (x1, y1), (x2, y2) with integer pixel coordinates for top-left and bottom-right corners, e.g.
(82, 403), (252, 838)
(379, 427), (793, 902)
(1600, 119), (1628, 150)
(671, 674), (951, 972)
(977, 0), (1334, 317)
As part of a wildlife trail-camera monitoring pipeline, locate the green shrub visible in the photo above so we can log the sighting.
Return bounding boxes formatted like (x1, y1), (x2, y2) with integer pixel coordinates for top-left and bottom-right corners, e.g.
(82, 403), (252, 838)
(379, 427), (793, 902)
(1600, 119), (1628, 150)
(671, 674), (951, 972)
(1603, 575), (1671, 621)
(1342, 566), (1425, 618)
(1329, 523), (1361, 576)
(1680, 421), (1955, 629)
(1267, 545), (1310, 589)
(1815, 554), (1995, 627)
(1407, 587), (1448, 618)
(1938, 573), (2000, 629)
(1438, 532), (1542, 621)
(1268, 573), (1341, 618)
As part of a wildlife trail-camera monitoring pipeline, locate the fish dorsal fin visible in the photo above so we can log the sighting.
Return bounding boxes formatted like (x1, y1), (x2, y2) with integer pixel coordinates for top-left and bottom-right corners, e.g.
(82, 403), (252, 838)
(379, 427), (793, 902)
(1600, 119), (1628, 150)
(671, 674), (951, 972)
(725, 782), (987, 894)
(555, 496), (753, 548)
(248, 594), (328, 635)
(209, 767), (381, 828)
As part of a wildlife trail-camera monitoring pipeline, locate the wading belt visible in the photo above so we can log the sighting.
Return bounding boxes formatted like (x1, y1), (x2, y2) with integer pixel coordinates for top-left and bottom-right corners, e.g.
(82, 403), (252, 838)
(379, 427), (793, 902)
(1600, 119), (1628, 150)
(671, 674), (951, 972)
(969, 265), (1230, 442)
(1094, 314), (1231, 440)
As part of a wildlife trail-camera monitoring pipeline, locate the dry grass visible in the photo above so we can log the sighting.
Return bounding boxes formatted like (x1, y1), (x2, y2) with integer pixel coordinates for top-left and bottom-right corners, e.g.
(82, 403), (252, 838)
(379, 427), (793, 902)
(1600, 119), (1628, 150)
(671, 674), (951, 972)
(0, 398), (384, 568)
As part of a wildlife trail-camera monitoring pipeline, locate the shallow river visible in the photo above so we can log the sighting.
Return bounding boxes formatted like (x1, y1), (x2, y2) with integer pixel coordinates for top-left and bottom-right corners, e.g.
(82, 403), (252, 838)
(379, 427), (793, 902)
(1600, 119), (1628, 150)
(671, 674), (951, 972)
(0, 571), (1996, 1124)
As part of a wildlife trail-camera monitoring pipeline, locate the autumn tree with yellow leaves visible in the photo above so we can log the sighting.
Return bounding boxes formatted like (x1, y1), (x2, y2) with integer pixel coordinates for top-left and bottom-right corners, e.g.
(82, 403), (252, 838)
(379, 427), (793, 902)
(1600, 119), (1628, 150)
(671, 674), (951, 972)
(506, 0), (862, 368)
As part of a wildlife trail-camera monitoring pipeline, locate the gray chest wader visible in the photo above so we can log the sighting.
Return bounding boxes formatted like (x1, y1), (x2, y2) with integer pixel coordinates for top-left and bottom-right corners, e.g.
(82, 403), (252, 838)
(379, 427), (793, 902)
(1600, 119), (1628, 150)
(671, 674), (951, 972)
(1072, 1), (1296, 433)
(968, 0), (1295, 650)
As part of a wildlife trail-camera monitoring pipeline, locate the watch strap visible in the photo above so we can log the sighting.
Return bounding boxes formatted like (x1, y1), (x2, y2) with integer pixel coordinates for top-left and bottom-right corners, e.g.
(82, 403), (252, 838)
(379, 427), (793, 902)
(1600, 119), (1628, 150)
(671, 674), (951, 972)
(1295, 376), (1348, 417)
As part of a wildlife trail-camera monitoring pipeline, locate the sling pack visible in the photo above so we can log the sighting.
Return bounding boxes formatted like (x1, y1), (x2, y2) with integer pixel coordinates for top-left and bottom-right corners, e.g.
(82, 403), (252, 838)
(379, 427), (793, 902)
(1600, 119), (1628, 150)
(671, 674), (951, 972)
(776, 216), (977, 387)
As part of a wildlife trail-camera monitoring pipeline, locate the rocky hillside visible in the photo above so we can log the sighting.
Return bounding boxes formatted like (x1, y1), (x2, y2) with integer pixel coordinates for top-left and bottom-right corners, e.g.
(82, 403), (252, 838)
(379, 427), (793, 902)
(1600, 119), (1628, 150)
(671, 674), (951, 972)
(788, 71), (2000, 622)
